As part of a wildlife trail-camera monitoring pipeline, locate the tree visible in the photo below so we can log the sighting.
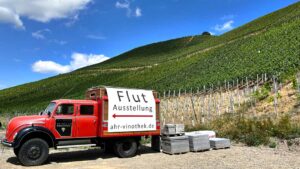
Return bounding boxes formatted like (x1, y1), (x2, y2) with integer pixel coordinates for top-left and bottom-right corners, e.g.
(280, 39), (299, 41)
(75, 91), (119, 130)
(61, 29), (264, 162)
(202, 31), (211, 36)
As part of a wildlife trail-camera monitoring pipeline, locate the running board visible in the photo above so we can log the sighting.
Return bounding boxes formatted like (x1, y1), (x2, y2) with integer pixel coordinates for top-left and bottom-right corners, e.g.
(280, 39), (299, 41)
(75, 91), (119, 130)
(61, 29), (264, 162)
(56, 144), (97, 149)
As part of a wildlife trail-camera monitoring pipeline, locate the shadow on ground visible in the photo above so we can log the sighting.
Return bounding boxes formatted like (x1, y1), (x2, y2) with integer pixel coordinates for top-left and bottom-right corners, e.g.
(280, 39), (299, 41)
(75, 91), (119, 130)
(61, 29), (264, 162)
(7, 145), (159, 166)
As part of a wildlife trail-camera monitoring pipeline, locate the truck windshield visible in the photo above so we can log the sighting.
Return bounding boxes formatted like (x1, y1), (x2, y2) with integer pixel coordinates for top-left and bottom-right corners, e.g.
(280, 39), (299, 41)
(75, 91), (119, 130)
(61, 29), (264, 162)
(42, 102), (56, 115)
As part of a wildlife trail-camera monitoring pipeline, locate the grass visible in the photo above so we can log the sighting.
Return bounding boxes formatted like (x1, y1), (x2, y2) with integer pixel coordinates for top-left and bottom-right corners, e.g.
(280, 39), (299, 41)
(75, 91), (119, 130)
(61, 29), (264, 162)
(0, 2), (300, 114)
(186, 114), (300, 146)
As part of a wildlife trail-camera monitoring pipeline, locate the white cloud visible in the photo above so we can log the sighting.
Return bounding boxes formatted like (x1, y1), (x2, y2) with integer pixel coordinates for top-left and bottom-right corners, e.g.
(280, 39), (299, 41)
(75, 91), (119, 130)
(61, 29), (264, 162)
(70, 53), (109, 70)
(65, 14), (79, 27)
(0, 6), (24, 29)
(51, 39), (67, 45)
(0, 0), (91, 28)
(116, 1), (130, 9)
(32, 29), (51, 40)
(32, 29), (67, 45)
(32, 60), (71, 74)
(86, 34), (106, 40)
(221, 14), (235, 20)
(32, 53), (110, 74)
(135, 7), (142, 17)
(115, 0), (141, 17)
(209, 32), (215, 36)
(214, 20), (234, 32)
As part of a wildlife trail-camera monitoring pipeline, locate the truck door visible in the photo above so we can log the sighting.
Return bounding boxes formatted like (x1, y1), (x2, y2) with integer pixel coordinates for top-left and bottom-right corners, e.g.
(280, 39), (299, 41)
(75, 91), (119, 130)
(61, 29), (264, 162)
(75, 104), (98, 138)
(52, 104), (75, 138)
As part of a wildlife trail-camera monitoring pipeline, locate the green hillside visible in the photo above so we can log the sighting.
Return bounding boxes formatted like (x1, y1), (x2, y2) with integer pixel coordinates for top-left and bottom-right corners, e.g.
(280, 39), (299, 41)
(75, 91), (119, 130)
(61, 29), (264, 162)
(0, 2), (300, 114)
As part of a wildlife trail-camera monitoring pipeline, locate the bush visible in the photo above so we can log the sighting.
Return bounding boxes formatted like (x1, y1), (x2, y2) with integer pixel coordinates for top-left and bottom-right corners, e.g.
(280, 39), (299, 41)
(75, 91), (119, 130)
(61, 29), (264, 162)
(201, 31), (211, 36)
(188, 114), (300, 146)
(252, 85), (270, 101)
(269, 141), (277, 148)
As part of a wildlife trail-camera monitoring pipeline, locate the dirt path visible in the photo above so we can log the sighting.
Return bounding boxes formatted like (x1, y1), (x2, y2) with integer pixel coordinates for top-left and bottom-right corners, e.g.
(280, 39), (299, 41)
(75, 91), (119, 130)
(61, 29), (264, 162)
(0, 144), (299, 169)
(1, 130), (299, 169)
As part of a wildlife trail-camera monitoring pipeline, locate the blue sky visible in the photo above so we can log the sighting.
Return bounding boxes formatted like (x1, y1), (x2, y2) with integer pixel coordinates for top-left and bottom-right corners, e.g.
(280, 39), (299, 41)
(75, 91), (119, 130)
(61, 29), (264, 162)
(0, 0), (298, 90)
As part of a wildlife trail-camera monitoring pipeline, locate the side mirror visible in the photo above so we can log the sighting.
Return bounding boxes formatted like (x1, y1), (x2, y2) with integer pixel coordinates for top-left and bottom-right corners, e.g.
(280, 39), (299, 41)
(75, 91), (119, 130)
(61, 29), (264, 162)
(38, 111), (43, 115)
(47, 111), (51, 117)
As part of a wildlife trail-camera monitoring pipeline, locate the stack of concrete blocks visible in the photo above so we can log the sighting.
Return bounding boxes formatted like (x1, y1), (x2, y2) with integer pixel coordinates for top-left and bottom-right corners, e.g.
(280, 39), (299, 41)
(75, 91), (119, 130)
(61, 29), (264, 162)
(209, 138), (231, 149)
(161, 135), (190, 154)
(162, 124), (185, 135)
(187, 130), (216, 138)
(161, 124), (189, 154)
(185, 132), (210, 152)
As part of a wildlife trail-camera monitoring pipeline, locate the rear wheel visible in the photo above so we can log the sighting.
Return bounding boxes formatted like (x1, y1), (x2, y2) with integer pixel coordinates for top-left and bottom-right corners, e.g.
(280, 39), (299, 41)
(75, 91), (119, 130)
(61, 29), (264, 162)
(18, 138), (49, 166)
(113, 138), (138, 158)
(104, 142), (114, 154)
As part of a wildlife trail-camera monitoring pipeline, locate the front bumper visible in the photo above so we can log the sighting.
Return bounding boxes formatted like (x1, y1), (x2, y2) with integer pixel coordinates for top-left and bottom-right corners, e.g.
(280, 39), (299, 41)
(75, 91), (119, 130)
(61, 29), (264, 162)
(0, 139), (13, 147)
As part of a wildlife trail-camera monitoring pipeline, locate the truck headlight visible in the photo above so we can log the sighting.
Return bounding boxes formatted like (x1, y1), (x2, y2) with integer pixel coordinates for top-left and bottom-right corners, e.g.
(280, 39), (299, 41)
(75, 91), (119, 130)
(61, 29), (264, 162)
(13, 132), (18, 140)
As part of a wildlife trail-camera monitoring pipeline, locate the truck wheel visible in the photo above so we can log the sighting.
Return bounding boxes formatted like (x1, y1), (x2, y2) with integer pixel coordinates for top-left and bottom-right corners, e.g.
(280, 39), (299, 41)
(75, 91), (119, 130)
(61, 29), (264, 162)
(13, 148), (20, 157)
(18, 138), (49, 166)
(104, 142), (114, 154)
(114, 138), (137, 158)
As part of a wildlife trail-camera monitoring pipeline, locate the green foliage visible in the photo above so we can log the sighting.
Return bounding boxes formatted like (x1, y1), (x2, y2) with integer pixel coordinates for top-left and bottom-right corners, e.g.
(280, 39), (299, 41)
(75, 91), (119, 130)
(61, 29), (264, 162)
(291, 76), (298, 89)
(269, 141), (277, 148)
(188, 115), (300, 146)
(271, 115), (300, 139)
(140, 137), (151, 145)
(252, 86), (270, 101)
(0, 2), (300, 113)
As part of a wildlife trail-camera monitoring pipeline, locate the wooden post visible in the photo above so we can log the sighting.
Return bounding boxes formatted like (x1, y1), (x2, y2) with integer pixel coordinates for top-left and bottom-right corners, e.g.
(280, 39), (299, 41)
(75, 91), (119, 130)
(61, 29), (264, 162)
(246, 77), (249, 95)
(297, 73), (300, 93)
(227, 81), (230, 91)
(265, 73), (267, 82)
(190, 95), (197, 123)
(175, 93), (179, 121)
(256, 74), (259, 89)
(237, 79), (240, 107)
(273, 76), (278, 117)
(241, 78), (244, 88)
(201, 94), (205, 124)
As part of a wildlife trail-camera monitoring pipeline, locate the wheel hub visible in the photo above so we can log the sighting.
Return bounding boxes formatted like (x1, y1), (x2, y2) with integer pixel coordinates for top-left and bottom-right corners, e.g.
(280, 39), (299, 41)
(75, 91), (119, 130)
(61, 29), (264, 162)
(122, 142), (132, 151)
(27, 146), (41, 160)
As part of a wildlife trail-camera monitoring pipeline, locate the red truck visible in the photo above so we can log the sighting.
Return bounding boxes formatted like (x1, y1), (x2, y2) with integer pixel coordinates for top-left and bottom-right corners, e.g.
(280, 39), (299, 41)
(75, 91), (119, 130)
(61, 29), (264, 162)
(1, 87), (161, 166)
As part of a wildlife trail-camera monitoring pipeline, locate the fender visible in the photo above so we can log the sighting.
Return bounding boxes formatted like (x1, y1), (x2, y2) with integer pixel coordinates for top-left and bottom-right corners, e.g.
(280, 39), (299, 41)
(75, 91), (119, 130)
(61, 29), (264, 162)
(14, 126), (56, 149)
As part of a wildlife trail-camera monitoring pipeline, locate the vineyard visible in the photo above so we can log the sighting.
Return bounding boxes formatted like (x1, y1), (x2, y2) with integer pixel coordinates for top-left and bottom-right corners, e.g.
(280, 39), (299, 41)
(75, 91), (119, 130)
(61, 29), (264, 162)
(0, 2), (300, 114)
(160, 73), (300, 127)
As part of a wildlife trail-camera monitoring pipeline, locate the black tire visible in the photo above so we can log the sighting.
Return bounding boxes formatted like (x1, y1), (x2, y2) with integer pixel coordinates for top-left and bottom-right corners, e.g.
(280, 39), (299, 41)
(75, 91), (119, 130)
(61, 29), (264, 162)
(13, 147), (20, 157)
(18, 138), (49, 166)
(113, 138), (138, 158)
(104, 142), (114, 154)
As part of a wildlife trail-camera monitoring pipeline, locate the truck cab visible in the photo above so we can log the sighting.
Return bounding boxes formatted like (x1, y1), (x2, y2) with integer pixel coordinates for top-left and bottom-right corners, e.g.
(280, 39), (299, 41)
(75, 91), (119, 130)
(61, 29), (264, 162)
(1, 87), (161, 166)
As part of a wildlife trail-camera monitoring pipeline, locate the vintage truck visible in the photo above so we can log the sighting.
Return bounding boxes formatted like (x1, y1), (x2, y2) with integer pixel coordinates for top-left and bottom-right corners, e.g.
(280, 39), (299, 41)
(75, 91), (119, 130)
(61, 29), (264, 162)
(1, 87), (161, 166)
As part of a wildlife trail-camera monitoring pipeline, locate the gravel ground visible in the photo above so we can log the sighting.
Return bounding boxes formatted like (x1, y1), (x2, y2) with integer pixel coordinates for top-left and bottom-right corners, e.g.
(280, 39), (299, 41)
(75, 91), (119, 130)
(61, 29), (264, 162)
(0, 131), (300, 169)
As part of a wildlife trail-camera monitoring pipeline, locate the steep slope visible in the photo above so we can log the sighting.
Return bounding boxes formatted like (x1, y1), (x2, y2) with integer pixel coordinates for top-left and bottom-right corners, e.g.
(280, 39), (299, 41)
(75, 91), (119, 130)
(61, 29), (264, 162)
(0, 2), (300, 114)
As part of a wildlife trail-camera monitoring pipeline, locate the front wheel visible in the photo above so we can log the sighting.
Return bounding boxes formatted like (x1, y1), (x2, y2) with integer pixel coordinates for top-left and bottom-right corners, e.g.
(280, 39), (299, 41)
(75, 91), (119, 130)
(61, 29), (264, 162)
(113, 138), (138, 158)
(18, 138), (49, 166)
(13, 148), (19, 157)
